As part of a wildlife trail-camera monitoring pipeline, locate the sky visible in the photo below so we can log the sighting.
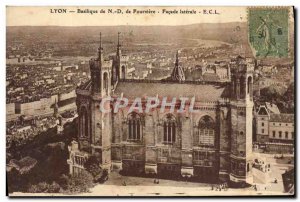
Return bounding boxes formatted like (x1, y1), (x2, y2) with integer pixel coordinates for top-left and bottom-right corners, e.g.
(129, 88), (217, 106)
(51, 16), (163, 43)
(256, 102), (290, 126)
(7, 6), (248, 26)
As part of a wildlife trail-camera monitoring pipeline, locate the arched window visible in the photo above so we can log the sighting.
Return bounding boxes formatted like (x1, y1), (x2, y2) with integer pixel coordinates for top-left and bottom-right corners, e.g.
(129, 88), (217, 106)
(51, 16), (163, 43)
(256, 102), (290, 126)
(121, 66), (126, 79)
(80, 107), (88, 138)
(103, 72), (108, 95)
(93, 73), (100, 93)
(163, 114), (176, 144)
(240, 76), (245, 99)
(231, 76), (237, 98)
(247, 76), (253, 95)
(233, 76), (236, 95)
(127, 112), (142, 141)
(197, 115), (215, 146)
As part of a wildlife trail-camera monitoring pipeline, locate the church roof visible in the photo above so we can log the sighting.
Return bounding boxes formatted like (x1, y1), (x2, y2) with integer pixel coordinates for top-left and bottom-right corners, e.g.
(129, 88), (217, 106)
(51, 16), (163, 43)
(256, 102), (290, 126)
(114, 80), (229, 102)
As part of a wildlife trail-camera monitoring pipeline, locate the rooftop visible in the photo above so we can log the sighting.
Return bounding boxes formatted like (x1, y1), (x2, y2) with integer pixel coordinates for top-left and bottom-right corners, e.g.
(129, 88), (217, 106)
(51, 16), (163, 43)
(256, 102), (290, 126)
(113, 80), (229, 102)
(270, 113), (294, 123)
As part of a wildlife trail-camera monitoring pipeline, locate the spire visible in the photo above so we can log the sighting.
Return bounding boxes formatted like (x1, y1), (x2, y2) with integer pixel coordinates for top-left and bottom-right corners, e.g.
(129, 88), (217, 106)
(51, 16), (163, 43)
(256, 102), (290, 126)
(113, 32), (122, 83)
(98, 32), (103, 61)
(171, 50), (185, 82)
(175, 50), (179, 67)
(117, 32), (121, 56)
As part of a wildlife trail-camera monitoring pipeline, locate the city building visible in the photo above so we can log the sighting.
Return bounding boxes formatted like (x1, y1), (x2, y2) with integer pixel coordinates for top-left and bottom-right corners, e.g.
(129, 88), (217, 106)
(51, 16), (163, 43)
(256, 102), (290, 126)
(256, 103), (294, 144)
(68, 33), (255, 186)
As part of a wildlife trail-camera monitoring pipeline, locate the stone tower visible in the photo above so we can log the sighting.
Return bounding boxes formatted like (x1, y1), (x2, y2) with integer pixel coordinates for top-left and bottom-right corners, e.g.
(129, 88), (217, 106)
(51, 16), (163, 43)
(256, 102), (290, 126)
(112, 32), (128, 82)
(90, 33), (112, 96)
(89, 32), (112, 170)
(229, 56), (254, 186)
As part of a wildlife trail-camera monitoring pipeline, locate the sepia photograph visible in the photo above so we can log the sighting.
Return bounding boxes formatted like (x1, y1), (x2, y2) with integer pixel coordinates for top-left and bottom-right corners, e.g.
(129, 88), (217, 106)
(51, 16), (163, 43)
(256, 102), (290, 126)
(5, 6), (295, 197)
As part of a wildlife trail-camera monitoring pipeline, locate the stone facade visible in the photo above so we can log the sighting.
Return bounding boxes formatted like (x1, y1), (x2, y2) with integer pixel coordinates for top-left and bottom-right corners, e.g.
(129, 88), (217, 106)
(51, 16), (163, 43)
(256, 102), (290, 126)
(67, 35), (255, 186)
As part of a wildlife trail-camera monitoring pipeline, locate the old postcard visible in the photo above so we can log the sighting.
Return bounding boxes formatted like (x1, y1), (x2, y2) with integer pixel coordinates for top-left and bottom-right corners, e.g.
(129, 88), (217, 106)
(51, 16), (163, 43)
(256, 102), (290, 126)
(6, 6), (295, 197)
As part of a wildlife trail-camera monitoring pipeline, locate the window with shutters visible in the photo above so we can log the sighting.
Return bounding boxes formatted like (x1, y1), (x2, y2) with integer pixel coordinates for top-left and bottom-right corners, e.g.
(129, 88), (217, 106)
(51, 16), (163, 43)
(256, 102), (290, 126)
(196, 115), (215, 147)
(163, 114), (176, 144)
(127, 112), (142, 142)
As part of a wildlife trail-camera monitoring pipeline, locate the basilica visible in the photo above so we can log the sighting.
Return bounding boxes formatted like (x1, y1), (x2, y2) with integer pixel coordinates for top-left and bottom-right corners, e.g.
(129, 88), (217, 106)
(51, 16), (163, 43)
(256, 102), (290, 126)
(67, 33), (255, 186)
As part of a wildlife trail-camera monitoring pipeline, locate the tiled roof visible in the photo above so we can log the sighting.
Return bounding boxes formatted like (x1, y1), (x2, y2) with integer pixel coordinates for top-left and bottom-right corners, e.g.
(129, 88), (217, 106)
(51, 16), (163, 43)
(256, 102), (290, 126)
(170, 51), (185, 81)
(114, 80), (229, 102)
(270, 114), (294, 123)
(171, 65), (185, 81)
(257, 106), (269, 115)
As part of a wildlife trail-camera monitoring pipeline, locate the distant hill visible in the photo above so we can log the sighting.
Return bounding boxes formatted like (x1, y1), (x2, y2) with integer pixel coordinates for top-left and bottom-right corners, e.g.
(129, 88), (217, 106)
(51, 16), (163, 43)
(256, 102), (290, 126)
(6, 22), (248, 45)
(7, 22), (294, 63)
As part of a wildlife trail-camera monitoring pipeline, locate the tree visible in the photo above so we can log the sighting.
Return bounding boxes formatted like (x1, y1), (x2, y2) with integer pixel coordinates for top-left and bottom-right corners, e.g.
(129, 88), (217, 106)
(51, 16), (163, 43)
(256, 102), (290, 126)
(283, 82), (294, 101)
(28, 181), (61, 193)
(260, 84), (286, 101)
(61, 171), (94, 193)
(7, 168), (26, 193)
(84, 154), (103, 182)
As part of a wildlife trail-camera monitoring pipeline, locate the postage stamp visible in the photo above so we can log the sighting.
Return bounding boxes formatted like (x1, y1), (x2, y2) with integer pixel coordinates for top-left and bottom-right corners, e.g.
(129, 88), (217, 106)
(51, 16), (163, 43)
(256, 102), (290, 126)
(248, 7), (289, 58)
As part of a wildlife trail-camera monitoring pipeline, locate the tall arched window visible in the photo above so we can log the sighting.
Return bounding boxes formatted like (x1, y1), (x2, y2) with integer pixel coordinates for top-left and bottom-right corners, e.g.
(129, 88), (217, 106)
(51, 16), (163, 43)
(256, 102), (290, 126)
(128, 112), (142, 141)
(232, 76), (236, 98)
(80, 107), (88, 138)
(240, 76), (245, 99)
(163, 114), (176, 144)
(121, 66), (126, 79)
(197, 115), (215, 147)
(247, 76), (253, 95)
(103, 72), (108, 95)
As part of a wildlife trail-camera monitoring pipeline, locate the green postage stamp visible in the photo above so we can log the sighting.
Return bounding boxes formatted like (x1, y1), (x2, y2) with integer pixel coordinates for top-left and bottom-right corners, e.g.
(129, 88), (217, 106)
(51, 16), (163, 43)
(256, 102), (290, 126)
(248, 7), (290, 58)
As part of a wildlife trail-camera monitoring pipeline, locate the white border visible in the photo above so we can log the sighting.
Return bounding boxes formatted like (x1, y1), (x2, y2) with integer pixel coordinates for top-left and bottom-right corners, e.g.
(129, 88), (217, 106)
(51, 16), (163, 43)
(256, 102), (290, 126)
(1, 1), (298, 202)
